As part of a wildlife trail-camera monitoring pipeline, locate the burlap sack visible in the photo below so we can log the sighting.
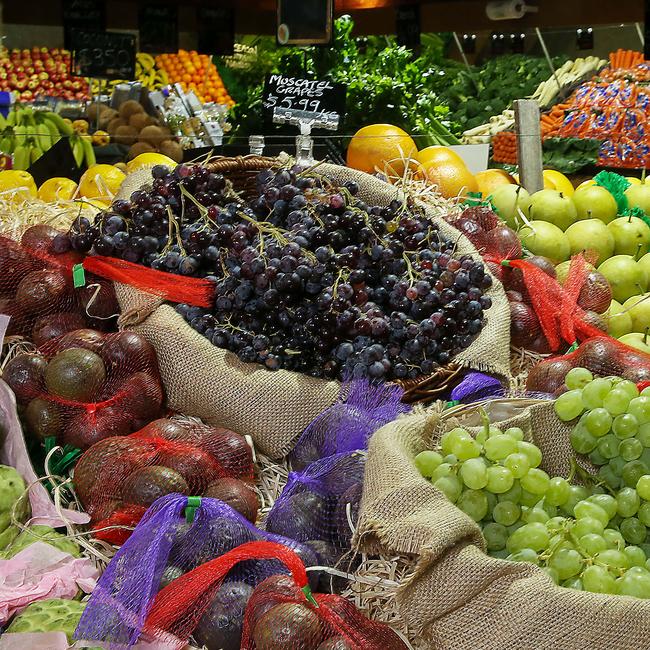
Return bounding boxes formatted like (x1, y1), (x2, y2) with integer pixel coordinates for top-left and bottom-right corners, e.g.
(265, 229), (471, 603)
(114, 161), (511, 458)
(355, 405), (650, 650)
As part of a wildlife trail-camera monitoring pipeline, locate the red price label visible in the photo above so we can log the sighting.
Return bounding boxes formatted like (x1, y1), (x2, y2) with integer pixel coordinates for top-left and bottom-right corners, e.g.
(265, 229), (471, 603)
(0, 154), (12, 170)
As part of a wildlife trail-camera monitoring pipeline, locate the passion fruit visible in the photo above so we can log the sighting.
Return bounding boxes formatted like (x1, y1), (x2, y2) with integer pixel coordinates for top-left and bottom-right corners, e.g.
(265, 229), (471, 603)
(121, 465), (188, 506)
(44, 347), (106, 402)
(78, 281), (119, 321)
(20, 224), (60, 253)
(15, 269), (70, 315)
(203, 477), (259, 523)
(2, 353), (47, 403)
(266, 491), (329, 542)
(101, 331), (157, 374)
(137, 418), (188, 440)
(317, 638), (353, 650)
(24, 398), (62, 441)
(193, 581), (253, 650)
(57, 329), (105, 354)
(32, 313), (87, 347)
(157, 446), (221, 492)
(64, 406), (133, 450)
(0, 242), (38, 296)
(160, 565), (184, 589)
(252, 602), (323, 650)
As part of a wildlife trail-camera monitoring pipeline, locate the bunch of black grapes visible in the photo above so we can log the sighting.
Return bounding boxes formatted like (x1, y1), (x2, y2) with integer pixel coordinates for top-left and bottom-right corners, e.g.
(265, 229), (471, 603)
(66, 163), (492, 381)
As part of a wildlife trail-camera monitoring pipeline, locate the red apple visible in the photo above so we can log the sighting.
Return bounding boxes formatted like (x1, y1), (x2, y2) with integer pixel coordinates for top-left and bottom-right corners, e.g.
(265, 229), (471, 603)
(15, 79), (26, 91)
(20, 90), (33, 101)
(38, 72), (48, 80)
(63, 79), (72, 89)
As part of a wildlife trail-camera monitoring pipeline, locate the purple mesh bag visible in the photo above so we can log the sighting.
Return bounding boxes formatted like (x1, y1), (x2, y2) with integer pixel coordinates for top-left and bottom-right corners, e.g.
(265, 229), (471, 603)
(447, 371), (554, 406)
(288, 379), (410, 470)
(75, 493), (318, 649)
(265, 450), (365, 592)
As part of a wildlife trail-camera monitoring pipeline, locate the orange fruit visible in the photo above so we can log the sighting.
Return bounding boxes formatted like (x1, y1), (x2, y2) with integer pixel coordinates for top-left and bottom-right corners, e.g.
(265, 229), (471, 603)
(475, 169), (516, 196)
(422, 159), (479, 199)
(346, 124), (418, 176)
(416, 146), (464, 167)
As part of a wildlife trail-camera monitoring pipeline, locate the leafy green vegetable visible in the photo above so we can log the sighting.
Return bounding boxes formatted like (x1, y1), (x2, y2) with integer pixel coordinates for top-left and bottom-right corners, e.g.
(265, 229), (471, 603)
(542, 137), (601, 173)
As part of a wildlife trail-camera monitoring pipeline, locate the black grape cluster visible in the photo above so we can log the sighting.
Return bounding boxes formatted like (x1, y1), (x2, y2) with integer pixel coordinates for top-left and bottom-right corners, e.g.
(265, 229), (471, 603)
(66, 163), (492, 381)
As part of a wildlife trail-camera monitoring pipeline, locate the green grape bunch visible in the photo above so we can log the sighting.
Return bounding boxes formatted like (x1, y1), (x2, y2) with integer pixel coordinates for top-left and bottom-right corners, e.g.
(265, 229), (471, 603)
(414, 387), (650, 600)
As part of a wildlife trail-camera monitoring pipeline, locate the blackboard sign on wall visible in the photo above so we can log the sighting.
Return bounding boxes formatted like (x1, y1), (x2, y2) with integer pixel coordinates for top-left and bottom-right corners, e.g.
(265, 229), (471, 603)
(396, 4), (421, 49)
(70, 30), (136, 80)
(197, 7), (235, 56)
(63, 0), (105, 51)
(139, 5), (178, 54)
(277, 0), (333, 45)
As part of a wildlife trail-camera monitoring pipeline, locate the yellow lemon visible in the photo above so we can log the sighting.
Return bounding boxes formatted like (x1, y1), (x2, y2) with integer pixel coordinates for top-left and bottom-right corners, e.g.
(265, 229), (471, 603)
(127, 152), (177, 173)
(0, 170), (37, 202)
(627, 177), (643, 185)
(543, 169), (574, 196)
(37, 177), (78, 202)
(576, 179), (596, 190)
(74, 197), (110, 213)
(78, 164), (126, 200)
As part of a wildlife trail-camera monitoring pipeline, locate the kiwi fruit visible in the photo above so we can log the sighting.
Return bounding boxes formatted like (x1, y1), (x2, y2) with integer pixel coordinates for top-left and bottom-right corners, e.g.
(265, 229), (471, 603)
(128, 141), (155, 160)
(44, 347), (106, 402)
(121, 465), (189, 506)
(203, 477), (259, 523)
(118, 99), (144, 121)
(98, 108), (119, 130)
(15, 269), (70, 314)
(114, 125), (139, 146)
(159, 139), (183, 162)
(139, 125), (166, 147)
(86, 102), (110, 121)
(107, 117), (127, 135)
(3, 353), (47, 404)
(24, 398), (62, 441)
(252, 602), (323, 650)
(128, 112), (150, 131)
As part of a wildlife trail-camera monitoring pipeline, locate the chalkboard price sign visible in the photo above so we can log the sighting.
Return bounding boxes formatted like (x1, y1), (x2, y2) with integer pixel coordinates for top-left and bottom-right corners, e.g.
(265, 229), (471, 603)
(197, 7), (235, 55)
(396, 4), (421, 49)
(62, 0), (105, 51)
(263, 74), (346, 128)
(139, 5), (178, 54)
(70, 30), (136, 80)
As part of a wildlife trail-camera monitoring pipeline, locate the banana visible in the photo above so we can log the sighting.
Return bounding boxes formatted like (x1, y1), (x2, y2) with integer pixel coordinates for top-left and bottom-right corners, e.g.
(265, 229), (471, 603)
(6, 110), (16, 127)
(0, 135), (13, 154)
(13, 125), (28, 147)
(80, 135), (96, 168)
(35, 122), (53, 151)
(137, 52), (155, 69)
(43, 111), (74, 137)
(13, 144), (30, 171)
(22, 106), (36, 127)
(40, 115), (61, 145)
(70, 135), (85, 167)
(30, 142), (44, 164)
(0, 113), (6, 131)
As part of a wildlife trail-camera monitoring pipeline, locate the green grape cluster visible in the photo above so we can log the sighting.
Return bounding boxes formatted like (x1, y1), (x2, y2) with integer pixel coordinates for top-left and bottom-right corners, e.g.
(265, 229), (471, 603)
(556, 367), (650, 491)
(415, 407), (650, 598)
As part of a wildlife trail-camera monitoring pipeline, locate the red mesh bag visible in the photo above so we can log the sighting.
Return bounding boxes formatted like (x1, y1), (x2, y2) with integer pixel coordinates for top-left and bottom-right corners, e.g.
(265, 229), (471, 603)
(527, 335), (650, 395)
(74, 421), (254, 545)
(133, 418), (254, 482)
(3, 329), (164, 452)
(142, 540), (409, 650)
(0, 228), (119, 339)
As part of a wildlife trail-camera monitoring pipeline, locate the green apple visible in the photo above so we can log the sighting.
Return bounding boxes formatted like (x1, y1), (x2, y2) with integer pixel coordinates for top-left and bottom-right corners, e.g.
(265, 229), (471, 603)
(623, 293), (650, 332)
(618, 331), (650, 354)
(555, 260), (595, 285)
(598, 254), (648, 303)
(638, 252), (650, 287)
(565, 219), (615, 265)
(607, 216), (650, 257)
(528, 189), (578, 231)
(625, 184), (650, 214)
(488, 184), (531, 230)
(604, 299), (633, 338)
(571, 185), (618, 223)
(518, 220), (570, 263)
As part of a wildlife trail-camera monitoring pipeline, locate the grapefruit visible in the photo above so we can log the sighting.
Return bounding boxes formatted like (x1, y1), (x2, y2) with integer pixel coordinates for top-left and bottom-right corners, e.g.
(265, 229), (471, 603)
(421, 159), (478, 199)
(78, 164), (126, 200)
(416, 146), (464, 167)
(346, 124), (418, 176)
(37, 177), (78, 202)
(475, 169), (516, 196)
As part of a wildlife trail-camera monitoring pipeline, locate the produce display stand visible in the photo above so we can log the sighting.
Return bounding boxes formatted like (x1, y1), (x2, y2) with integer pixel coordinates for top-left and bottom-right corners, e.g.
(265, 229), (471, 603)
(4, 11), (650, 650)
